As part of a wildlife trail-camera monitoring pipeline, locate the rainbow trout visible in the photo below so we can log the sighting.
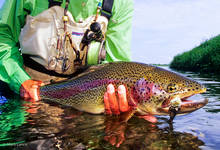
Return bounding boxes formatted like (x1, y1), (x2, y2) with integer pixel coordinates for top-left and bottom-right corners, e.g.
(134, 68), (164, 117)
(40, 62), (208, 120)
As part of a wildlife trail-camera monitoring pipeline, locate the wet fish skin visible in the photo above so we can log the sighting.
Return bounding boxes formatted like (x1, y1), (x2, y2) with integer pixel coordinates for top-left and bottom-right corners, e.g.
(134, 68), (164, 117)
(40, 62), (207, 115)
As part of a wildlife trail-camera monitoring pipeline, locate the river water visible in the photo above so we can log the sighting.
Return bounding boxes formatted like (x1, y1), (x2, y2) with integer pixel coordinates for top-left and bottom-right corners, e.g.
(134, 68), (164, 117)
(0, 66), (219, 150)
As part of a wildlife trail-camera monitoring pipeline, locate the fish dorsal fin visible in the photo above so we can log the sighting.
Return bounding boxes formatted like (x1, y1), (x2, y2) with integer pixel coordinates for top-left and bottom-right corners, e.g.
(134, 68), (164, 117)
(69, 64), (108, 80)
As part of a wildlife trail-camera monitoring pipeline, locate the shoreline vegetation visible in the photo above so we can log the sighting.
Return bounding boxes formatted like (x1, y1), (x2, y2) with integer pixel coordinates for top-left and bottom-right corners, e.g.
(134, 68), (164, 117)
(152, 64), (169, 67)
(170, 35), (220, 73)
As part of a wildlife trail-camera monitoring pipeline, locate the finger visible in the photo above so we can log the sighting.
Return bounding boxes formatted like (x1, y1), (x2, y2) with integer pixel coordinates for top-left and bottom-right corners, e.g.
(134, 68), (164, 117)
(23, 92), (30, 99)
(29, 88), (40, 101)
(36, 81), (43, 101)
(116, 133), (125, 147)
(37, 80), (45, 86)
(25, 107), (38, 114)
(138, 115), (157, 123)
(37, 87), (41, 101)
(104, 92), (112, 115)
(28, 84), (40, 101)
(31, 84), (39, 89)
(109, 136), (117, 146)
(40, 82), (45, 86)
(32, 80), (45, 88)
(118, 85), (130, 112)
(107, 84), (120, 115)
(20, 88), (29, 99)
(31, 82), (42, 101)
(31, 81), (41, 89)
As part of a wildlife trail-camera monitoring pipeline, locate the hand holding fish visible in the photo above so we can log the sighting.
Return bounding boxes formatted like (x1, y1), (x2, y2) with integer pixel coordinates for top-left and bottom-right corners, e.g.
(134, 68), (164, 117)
(20, 79), (44, 101)
(104, 84), (158, 123)
(104, 84), (130, 115)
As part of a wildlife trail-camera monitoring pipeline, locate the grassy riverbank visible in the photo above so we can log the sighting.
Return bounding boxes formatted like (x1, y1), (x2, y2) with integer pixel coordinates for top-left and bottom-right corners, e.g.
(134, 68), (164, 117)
(170, 35), (220, 73)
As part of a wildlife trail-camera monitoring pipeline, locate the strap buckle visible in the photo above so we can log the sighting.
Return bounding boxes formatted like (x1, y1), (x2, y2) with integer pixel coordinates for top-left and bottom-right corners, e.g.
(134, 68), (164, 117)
(101, 0), (114, 20)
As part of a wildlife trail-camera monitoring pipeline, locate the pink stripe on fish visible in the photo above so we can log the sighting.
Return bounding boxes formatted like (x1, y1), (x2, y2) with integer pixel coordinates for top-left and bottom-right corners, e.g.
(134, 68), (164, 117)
(42, 79), (117, 99)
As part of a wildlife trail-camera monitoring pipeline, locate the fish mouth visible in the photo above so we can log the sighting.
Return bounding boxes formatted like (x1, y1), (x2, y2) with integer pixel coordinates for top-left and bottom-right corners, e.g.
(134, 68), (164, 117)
(158, 88), (208, 115)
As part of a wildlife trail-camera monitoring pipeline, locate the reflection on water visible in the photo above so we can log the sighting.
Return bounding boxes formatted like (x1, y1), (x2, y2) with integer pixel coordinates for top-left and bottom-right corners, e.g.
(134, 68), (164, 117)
(0, 67), (220, 149)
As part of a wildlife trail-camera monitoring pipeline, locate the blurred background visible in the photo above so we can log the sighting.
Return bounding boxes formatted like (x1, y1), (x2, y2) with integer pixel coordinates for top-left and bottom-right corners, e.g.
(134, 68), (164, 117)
(131, 0), (220, 64)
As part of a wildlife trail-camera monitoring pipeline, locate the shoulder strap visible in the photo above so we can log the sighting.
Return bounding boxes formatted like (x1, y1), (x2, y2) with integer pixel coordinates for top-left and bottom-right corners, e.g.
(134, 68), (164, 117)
(48, 0), (114, 20)
(101, 0), (114, 20)
(48, 0), (63, 8)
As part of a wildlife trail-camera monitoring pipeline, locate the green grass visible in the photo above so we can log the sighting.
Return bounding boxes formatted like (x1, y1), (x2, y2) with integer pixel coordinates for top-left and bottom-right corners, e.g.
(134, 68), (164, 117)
(170, 35), (220, 73)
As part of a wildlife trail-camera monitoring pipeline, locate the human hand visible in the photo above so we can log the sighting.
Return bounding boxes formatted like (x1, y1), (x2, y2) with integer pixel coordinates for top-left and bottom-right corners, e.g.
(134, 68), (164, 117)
(104, 84), (157, 123)
(20, 79), (44, 101)
(104, 84), (130, 115)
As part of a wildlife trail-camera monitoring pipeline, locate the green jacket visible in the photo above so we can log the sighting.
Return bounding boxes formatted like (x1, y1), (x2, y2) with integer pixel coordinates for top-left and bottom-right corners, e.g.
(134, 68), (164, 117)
(0, 0), (133, 94)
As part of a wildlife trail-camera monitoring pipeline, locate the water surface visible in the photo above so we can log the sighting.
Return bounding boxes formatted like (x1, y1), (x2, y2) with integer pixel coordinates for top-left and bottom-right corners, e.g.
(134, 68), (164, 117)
(0, 67), (219, 150)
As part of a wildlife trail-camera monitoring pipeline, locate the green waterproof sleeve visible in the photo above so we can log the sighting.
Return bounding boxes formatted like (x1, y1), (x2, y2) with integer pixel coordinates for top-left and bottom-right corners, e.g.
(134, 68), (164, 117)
(0, 0), (31, 94)
(104, 0), (133, 62)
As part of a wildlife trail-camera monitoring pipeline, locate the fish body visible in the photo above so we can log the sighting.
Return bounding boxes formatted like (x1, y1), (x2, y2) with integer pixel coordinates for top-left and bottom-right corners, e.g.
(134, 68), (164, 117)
(40, 62), (208, 116)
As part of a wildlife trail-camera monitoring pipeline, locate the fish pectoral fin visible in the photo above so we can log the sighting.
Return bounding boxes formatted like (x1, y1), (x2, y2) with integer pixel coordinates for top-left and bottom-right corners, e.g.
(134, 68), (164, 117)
(72, 64), (107, 79)
(137, 114), (157, 123)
